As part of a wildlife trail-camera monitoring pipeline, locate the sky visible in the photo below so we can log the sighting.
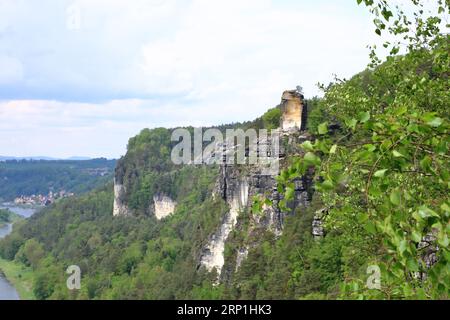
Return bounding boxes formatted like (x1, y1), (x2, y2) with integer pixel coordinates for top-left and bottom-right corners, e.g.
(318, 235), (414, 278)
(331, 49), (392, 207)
(0, 0), (395, 159)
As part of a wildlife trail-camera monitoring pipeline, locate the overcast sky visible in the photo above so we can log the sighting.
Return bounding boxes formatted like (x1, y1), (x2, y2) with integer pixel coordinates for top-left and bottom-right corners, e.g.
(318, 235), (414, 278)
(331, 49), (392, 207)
(0, 0), (390, 158)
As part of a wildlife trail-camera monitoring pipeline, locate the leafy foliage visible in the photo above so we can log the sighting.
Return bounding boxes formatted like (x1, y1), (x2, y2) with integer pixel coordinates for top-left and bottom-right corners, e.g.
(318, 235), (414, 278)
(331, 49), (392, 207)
(276, 0), (449, 299)
(262, 107), (282, 130)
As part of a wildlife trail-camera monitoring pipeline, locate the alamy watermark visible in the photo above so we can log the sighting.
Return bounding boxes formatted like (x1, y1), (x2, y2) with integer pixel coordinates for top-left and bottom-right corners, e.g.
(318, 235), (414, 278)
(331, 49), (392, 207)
(171, 128), (280, 176)
(366, 265), (381, 290)
(66, 265), (81, 290)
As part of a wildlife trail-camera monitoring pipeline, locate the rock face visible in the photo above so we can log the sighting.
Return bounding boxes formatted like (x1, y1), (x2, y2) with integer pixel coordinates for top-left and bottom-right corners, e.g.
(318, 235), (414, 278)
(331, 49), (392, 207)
(113, 179), (130, 216)
(312, 208), (326, 239)
(280, 90), (306, 131)
(198, 91), (314, 280)
(200, 177), (249, 277)
(235, 247), (249, 271)
(414, 233), (439, 280)
(200, 131), (313, 280)
(153, 194), (177, 220)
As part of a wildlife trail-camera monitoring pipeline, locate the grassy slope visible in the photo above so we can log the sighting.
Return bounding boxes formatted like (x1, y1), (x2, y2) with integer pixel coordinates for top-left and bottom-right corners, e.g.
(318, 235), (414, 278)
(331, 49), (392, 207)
(0, 257), (35, 300)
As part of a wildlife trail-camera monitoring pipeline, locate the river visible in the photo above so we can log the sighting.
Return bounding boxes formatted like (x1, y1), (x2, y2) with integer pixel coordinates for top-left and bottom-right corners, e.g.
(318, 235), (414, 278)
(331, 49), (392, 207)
(0, 205), (38, 300)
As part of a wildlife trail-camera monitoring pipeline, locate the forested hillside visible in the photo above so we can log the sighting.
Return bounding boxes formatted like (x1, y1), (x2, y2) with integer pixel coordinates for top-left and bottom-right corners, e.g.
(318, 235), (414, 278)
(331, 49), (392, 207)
(0, 159), (116, 201)
(0, 209), (22, 227)
(0, 0), (447, 300)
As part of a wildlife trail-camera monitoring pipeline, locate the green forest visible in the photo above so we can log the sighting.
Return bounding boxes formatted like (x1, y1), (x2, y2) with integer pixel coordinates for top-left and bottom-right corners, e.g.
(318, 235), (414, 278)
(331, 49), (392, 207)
(0, 0), (448, 300)
(0, 158), (116, 201)
(0, 209), (22, 227)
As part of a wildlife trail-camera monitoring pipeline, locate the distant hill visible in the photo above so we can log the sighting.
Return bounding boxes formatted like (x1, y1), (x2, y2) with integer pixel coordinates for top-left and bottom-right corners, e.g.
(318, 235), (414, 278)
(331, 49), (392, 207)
(0, 158), (116, 201)
(65, 156), (93, 161)
(0, 156), (58, 161)
(0, 156), (95, 161)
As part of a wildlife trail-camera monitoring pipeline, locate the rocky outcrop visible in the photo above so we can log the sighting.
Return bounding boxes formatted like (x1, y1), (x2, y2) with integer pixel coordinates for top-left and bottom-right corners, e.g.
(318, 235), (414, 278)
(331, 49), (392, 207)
(414, 233), (439, 280)
(200, 177), (249, 277)
(419, 234), (439, 268)
(280, 90), (307, 132)
(153, 194), (177, 220)
(312, 208), (327, 239)
(235, 247), (249, 271)
(200, 90), (314, 279)
(200, 130), (313, 280)
(113, 180), (130, 216)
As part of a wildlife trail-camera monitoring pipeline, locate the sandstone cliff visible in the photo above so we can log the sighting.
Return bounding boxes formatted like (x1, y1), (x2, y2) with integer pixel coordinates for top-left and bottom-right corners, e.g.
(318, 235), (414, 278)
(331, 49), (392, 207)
(112, 90), (317, 283)
(280, 90), (307, 131)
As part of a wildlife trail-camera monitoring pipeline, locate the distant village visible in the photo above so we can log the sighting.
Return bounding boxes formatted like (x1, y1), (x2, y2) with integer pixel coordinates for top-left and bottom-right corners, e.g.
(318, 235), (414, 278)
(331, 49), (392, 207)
(14, 190), (75, 206)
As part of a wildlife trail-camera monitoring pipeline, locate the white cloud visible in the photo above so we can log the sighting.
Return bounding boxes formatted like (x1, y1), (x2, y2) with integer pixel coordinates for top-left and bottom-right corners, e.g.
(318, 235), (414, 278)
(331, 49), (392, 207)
(0, 0), (400, 158)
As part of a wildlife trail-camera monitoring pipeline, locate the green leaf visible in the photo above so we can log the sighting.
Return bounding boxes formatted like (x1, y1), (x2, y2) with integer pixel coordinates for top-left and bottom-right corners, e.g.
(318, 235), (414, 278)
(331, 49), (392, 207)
(329, 144), (337, 154)
(411, 231), (422, 243)
(358, 111), (370, 123)
(380, 140), (392, 151)
(345, 118), (358, 131)
(399, 240), (408, 254)
(406, 258), (419, 272)
(374, 169), (388, 178)
(318, 122), (328, 135)
(390, 46), (400, 55)
(395, 105), (408, 116)
(403, 283), (414, 297)
(440, 203), (450, 213)
(357, 213), (368, 223)
(420, 156), (432, 171)
(412, 211), (423, 222)
(392, 150), (404, 158)
(426, 117), (443, 127)
(416, 288), (427, 300)
(418, 206), (439, 219)
(392, 262), (404, 278)
(390, 190), (401, 206)
(438, 234), (449, 247)
(252, 200), (262, 214)
(407, 123), (419, 133)
(364, 144), (376, 152)
(321, 180), (334, 190)
(301, 140), (314, 151)
(364, 221), (377, 234)
(381, 8), (393, 21)
(285, 186), (295, 201)
(304, 152), (321, 166)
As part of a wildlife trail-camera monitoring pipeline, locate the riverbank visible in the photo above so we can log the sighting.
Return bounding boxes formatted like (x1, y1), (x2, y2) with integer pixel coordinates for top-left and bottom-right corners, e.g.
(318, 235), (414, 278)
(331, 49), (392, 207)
(0, 204), (41, 218)
(0, 257), (35, 300)
(0, 205), (37, 299)
(0, 210), (24, 228)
